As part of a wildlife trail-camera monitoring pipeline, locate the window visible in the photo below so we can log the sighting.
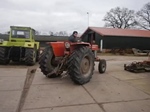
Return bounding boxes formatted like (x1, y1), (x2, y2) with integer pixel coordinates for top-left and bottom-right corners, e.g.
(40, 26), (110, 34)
(12, 30), (30, 38)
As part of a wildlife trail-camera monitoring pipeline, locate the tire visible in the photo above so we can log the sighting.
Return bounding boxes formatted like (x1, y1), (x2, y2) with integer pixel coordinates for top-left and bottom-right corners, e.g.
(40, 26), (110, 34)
(25, 47), (36, 66)
(98, 59), (106, 73)
(12, 59), (19, 62)
(124, 64), (127, 70)
(36, 49), (40, 62)
(0, 47), (10, 65)
(68, 46), (94, 85)
(39, 46), (59, 78)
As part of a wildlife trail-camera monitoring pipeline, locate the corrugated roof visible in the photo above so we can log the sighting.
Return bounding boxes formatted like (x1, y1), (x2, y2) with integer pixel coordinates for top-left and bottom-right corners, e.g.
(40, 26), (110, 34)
(86, 27), (150, 38)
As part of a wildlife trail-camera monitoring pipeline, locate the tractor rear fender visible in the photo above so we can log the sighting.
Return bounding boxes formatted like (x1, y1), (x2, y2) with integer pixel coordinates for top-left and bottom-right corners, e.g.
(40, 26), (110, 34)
(49, 42), (65, 57)
(70, 42), (91, 52)
(91, 44), (99, 51)
(48, 41), (91, 57)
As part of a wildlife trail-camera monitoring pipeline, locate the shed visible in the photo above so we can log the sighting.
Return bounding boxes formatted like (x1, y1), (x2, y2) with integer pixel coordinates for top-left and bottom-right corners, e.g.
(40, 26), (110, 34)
(81, 27), (150, 51)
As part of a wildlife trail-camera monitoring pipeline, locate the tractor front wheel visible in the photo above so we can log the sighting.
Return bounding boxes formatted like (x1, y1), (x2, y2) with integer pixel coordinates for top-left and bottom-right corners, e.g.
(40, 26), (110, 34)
(0, 47), (10, 65)
(25, 48), (36, 66)
(39, 46), (60, 78)
(98, 59), (106, 73)
(68, 46), (94, 85)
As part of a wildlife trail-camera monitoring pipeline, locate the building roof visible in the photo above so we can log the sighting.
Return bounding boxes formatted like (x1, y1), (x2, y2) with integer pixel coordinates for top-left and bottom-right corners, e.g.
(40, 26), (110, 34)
(81, 27), (150, 38)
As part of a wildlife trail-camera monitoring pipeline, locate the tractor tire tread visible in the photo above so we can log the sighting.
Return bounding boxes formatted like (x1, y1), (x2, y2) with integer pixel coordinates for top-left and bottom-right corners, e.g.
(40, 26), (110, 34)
(68, 46), (94, 85)
(39, 46), (58, 78)
(98, 59), (106, 73)
(25, 48), (36, 66)
(0, 47), (10, 65)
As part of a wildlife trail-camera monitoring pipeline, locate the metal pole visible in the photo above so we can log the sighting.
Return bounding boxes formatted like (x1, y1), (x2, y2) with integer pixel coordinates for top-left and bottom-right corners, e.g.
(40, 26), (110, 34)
(100, 39), (103, 52)
(87, 12), (89, 27)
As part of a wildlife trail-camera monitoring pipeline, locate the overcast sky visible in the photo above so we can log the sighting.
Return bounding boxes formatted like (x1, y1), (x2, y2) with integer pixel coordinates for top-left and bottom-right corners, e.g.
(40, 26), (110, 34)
(0, 0), (149, 35)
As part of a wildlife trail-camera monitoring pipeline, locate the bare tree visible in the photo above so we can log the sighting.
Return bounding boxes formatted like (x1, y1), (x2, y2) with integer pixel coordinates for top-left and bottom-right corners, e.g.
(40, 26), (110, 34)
(103, 7), (136, 29)
(57, 31), (68, 36)
(52, 31), (68, 36)
(49, 31), (53, 36)
(136, 2), (150, 30)
(35, 30), (40, 35)
(54, 32), (59, 36)
(58, 31), (64, 36)
(63, 31), (68, 36)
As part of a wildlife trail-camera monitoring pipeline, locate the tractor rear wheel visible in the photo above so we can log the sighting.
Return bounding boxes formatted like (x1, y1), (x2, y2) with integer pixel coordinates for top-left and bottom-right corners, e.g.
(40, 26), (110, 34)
(39, 46), (59, 78)
(98, 59), (106, 73)
(68, 46), (94, 85)
(0, 47), (10, 65)
(25, 47), (36, 66)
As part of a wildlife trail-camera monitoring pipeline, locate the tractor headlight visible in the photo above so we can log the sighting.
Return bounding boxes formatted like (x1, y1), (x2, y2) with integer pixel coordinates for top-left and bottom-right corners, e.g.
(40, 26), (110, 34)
(65, 42), (70, 48)
(0, 39), (4, 43)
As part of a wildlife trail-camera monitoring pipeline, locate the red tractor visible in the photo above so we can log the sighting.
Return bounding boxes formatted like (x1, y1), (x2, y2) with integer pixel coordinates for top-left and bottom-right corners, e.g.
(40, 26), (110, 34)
(39, 40), (106, 85)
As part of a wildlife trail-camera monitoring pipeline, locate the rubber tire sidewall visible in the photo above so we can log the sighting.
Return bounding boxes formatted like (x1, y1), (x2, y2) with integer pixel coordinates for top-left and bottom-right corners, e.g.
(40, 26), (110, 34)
(68, 46), (94, 85)
(39, 46), (59, 78)
(25, 47), (36, 66)
(98, 59), (106, 73)
(0, 47), (10, 65)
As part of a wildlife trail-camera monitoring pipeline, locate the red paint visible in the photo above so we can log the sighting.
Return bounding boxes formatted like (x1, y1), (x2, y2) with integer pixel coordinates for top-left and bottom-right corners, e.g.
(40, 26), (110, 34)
(50, 42), (65, 57)
(92, 44), (99, 50)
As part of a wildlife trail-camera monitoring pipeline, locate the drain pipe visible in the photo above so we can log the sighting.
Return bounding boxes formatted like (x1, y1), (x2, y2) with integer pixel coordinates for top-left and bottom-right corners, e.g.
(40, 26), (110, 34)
(100, 39), (103, 52)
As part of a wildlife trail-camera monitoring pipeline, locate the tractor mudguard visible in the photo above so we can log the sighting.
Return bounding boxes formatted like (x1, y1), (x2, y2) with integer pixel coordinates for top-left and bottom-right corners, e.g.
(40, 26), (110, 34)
(50, 42), (65, 57)
(91, 44), (99, 51)
(70, 42), (91, 47)
(48, 41), (91, 57)
(69, 42), (91, 52)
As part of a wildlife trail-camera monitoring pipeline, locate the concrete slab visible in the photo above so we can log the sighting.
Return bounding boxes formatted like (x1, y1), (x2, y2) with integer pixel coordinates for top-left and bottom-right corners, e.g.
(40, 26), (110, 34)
(110, 71), (150, 80)
(23, 84), (95, 110)
(33, 68), (112, 85)
(91, 72), (118, 82)
(107, 61), (150, 80)
(103, 100), (150, 112)
(0, 76), (25, 90)
(98, 61), (126, 75)
(0, 90), (22, 112)
(0, 68), (26, 90)
(0, 63), (38, 69)
(33, 60), (148, 84)
(32, 69), (73, 85)
(22, 104), (103, 112)
(99, 55), (147, 61)
(126, 78), (150, 95)
(0, 56), (149, 112)
(0, 68), (27, 77)
(83, 75), (150, 103)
